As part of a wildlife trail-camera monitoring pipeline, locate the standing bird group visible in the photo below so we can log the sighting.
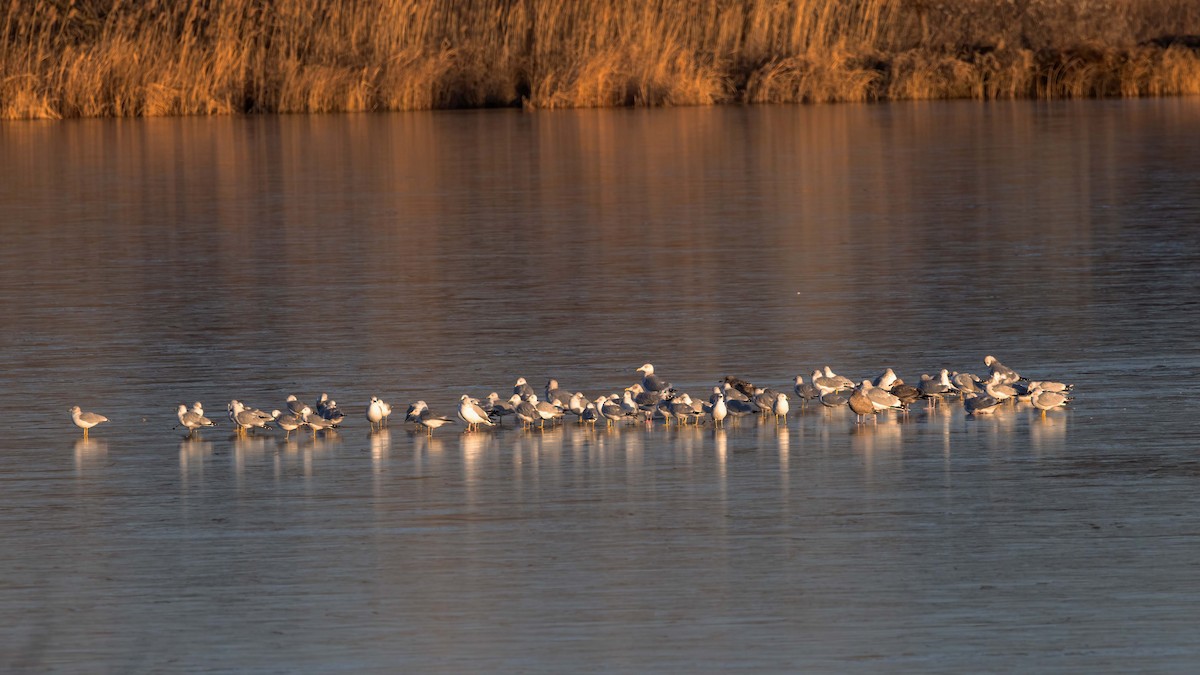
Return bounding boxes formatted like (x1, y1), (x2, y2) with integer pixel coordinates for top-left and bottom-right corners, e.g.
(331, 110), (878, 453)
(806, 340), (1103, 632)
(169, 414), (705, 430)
(69, 355), (1073, 439)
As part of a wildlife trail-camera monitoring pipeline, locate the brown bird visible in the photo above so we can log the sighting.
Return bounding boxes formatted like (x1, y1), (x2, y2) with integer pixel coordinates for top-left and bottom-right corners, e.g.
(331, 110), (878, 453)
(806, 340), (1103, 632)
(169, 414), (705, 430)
(848, 387), (876, 424)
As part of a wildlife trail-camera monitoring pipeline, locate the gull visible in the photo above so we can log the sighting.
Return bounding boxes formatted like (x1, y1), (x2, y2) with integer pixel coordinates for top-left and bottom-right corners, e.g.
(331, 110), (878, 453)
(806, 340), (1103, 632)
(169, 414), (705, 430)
(512, 395), (538, 429)
(176, 404), (215, 435)
(320, 400), (345, 425)
(628, 383), (664, 409)
(823, 366), (856, 391)
(458, 394), (495, 431)
(1021, 380), (1074, 395)
(228, 400), (272, 434)
(596, 396), (625, 428)
(725, 397), (756, 417)
(984, 378), (1017, 404)
(793, 375), (819, 404)
(567, 392), (589, 421)
(529, 394), (563, 428)
(191, 402), (206, 417)
(661, 395), (697, 426)
(544, 379), (567, 405)
(484, 393), (514, 425)
(952, 372), (982, 395)
(581, 403), (600, 427)
(873, 368), (899, 391)
(314, 393), (332, 417)
(963, 393), (1002, 416)
(710, 393), (728, 428)
(405, 400), (429, 424)
(367, 396), (386, 429)
(752, 388), (779, 415)
(919, 370), (955, 408)
(847, 387), (876, 424)
(636, 363), (671, 393)
(302, 410), (335, 435)
(1029, 386), (1071, 417)
(984, 355), (1021, 385)
(862, 381), (904, 414)
(720, 382), (750, 402)
(820, 390), (851, 410)
(378, 399), (392, 426)
(70, 406), (108, 438)
(890, 381), (921, 411)
(286, 394), (307, 416)
(513, 377), (536, 399)
(272, 410), (303, 439)
(773, 393), (790, 423)
(811, 369), (846, 395)
(620, 390), (640, 419)
(723, 375), (756, 399)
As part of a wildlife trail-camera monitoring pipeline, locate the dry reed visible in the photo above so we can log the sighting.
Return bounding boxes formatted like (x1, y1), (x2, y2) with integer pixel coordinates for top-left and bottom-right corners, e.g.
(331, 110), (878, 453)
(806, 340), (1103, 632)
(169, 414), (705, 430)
(2, 0), (1199, 118)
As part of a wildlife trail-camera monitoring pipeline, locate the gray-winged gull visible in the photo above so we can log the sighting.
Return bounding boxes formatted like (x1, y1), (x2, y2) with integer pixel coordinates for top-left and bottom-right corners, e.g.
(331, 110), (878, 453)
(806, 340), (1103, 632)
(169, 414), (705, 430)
(70, 406), (108, 438)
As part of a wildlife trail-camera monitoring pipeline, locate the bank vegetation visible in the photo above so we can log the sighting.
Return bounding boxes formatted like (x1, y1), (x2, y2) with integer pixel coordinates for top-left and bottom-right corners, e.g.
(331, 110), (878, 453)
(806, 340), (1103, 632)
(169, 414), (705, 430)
(3, 0), (1199, 118)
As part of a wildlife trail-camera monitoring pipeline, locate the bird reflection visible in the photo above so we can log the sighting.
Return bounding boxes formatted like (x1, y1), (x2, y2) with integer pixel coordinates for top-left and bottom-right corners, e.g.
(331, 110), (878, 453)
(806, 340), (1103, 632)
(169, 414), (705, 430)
(74, 437), (108, 474)
(850, 417), (902, 473)
(1029, 413), (1068, 456)
(178, 437), (212, 483)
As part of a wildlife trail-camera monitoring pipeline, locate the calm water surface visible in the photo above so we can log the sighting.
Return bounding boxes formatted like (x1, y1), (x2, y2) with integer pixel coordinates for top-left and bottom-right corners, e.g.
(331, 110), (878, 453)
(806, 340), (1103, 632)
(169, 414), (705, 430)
(2, 100), (1199, 672)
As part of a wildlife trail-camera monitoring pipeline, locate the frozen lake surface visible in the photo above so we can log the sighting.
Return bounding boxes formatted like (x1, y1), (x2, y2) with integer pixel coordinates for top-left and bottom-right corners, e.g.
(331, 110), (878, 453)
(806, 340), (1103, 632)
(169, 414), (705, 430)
(2, 100), (1199, 672)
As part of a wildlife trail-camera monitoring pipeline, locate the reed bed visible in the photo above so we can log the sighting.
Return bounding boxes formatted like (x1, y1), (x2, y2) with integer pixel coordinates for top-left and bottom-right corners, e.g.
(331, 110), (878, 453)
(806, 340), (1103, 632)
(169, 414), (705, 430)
(2, 0), (1199, 118)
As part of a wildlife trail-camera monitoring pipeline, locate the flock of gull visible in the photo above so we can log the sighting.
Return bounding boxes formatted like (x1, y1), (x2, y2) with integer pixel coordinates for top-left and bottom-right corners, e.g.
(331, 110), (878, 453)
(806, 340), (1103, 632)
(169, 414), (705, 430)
(68, 355), (1074, 439)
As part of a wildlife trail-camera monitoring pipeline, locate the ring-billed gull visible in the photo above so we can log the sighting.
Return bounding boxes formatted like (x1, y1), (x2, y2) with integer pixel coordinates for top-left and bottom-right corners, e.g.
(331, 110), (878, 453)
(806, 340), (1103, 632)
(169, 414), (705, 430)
(567, 392), (589, 421)
(484, 393), (514, 425)
(963, 393), (1002, 416)
(229, 400), (273, 434)
(752, 388), (779, 415)
(581, 402), (600, 427)
(793, 376), (819, 404)
(458, 394), (495, 431)
(513, 395), (539, 429)
(176, 404), (215, 435)
(823, 367), (856, 391)
(286, 395), (307, 417)
(984, 355), (1021, 385)
(772, 393), (790, 423)
(710, 393), (728, 428)
(302, 410), (335, 435)
(272, 410), (303, 439)
(873, 368), (899, 390)
(596, 396), (625, 428)
(70, 406), (108, 438)
(811, 369), (846, 396)
(405, 401), (429, 424)
(529, 394), (563, 428)
(367, 397), (385, 429)
(415, 409), (454, 435)
(1029, 386), (1071, 417)
(862, 381), (904, 414)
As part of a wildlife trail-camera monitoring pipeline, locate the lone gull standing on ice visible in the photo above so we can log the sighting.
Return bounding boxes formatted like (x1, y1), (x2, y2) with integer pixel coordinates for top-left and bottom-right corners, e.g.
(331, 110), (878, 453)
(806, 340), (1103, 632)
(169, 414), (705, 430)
(71, 406), (108, 438)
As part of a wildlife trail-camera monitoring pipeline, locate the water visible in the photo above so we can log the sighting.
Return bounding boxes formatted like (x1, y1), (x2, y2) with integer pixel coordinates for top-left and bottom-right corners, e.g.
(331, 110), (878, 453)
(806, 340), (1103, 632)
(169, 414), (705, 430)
(2, 100), (1200, 672)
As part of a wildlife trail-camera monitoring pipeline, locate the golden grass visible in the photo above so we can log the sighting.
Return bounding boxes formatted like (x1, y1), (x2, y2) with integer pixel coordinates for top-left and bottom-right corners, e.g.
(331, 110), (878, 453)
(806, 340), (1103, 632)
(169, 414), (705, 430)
(2, 0), (1199, 118)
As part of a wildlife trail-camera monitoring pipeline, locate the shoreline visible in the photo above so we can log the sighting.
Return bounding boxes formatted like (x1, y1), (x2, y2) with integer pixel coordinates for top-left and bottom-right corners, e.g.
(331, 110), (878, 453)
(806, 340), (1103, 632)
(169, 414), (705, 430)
(3, 1), (1199, 119)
